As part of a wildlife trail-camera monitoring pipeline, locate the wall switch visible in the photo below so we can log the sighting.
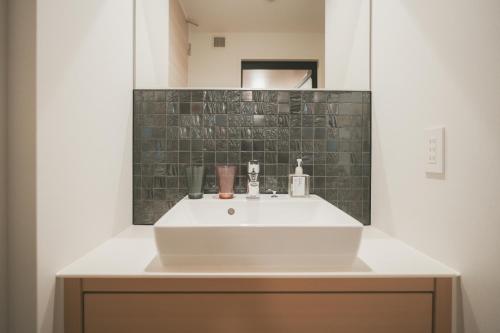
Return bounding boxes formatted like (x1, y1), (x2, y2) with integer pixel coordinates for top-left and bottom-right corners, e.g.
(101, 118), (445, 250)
(425, 127), (445, 174)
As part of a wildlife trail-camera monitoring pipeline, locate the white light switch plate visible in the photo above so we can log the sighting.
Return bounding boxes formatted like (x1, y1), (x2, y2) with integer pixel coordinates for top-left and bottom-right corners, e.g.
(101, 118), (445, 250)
(425, 127), (445, 174)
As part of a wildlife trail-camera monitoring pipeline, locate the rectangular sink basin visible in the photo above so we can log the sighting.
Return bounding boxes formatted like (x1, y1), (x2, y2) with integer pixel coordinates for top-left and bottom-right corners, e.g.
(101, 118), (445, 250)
(154, 194), (363, 268)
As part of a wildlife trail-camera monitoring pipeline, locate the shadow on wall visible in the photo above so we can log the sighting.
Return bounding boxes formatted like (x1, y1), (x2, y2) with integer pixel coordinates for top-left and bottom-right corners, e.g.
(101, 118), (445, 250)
(113, 106), (134, 234)
(453, 277), (481, 333)
(370, 112), (394, 235)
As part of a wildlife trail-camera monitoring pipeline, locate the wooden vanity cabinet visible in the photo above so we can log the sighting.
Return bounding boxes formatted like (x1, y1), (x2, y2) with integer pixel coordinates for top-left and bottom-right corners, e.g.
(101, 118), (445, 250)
(64, 277), (452, 333)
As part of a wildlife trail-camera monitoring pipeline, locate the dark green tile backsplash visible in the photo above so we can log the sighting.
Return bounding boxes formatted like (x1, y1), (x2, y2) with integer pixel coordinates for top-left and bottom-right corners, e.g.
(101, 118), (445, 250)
(133, 90), (371, 225)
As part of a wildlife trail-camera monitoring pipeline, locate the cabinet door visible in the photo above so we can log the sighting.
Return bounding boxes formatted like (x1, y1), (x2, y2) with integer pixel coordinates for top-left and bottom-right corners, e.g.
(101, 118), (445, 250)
(84, 293), (432, 333)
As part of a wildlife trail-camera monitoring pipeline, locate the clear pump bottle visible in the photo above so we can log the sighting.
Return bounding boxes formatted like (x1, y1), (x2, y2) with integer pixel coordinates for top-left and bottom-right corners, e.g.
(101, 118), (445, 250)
(288, 158), (310, 197)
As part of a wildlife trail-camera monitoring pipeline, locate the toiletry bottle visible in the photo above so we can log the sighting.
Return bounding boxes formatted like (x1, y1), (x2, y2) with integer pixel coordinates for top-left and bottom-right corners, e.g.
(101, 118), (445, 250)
(247, 160), (260, 199)
(288, 158), (310, 197)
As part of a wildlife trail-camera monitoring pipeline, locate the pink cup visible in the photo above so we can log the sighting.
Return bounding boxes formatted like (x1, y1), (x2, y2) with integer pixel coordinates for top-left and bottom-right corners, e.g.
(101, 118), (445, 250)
(216, 165), (237, 199)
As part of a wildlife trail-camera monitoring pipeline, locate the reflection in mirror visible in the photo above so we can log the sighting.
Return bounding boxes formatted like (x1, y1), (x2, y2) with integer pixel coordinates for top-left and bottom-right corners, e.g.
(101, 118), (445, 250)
(135, 0), (371, 90)
(241, 61), (318, 89)
(185, 0), (324, 88)
(242, 69), (313, 90)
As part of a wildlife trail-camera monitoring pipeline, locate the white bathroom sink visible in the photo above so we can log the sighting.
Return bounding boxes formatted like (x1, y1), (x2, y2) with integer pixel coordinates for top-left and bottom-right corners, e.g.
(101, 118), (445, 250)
(154, 194), (363, 268)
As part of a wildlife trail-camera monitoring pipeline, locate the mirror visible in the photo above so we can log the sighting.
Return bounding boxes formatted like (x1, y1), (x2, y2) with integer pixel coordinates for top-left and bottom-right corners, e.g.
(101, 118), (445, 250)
(135, 0), (370, 90)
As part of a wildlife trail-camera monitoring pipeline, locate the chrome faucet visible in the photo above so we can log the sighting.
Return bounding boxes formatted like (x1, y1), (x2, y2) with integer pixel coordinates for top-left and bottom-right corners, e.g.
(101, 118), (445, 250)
(247, 160), (260, 199)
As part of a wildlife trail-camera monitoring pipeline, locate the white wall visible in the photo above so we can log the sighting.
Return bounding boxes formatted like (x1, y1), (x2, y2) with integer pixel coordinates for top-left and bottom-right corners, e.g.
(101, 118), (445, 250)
(36, 1), (134, 332)
(135, 0), (170, 88)
(6, 2), (134, 332)
(7, 0), (38, 332)
(189, 32), (325, 88)
(371, 1), (500, 332)
(325, 0), (370, 90)
(168, 0), (189, 87)
(0, 0), (7, 330)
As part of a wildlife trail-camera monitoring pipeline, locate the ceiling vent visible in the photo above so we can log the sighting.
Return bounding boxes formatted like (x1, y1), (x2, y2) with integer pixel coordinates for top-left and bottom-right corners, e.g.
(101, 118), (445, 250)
(213, 36), (226, 48)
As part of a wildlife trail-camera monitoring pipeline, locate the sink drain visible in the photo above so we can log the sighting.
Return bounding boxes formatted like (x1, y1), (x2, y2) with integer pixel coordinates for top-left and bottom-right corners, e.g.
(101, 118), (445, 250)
(227, 208), (235, 215)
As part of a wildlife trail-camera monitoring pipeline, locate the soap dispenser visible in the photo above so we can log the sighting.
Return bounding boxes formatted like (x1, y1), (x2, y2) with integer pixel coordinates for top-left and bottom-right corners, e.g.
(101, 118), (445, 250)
(288, 158), (310, 197)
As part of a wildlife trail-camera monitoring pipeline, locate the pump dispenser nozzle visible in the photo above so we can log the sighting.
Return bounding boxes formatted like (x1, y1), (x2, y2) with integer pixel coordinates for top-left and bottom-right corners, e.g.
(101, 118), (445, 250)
(295, 158), (303, 175)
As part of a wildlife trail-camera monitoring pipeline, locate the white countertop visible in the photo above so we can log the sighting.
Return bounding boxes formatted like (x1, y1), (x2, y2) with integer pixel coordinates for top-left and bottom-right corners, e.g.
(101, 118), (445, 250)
(57, 226), (458, 278)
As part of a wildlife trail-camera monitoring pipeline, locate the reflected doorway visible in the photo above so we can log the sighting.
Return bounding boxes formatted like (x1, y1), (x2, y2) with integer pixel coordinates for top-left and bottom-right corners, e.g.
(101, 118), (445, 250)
(241, 60), (318, 89)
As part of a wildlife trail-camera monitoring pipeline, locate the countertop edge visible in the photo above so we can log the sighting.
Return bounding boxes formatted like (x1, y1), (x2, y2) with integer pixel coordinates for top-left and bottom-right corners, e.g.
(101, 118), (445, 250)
(56, 226), (460, 279)
(56, 273), (459, 278)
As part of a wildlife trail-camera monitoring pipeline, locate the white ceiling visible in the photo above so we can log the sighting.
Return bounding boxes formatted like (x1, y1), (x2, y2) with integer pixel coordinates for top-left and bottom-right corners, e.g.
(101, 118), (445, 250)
(179, 0), (325, 33)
